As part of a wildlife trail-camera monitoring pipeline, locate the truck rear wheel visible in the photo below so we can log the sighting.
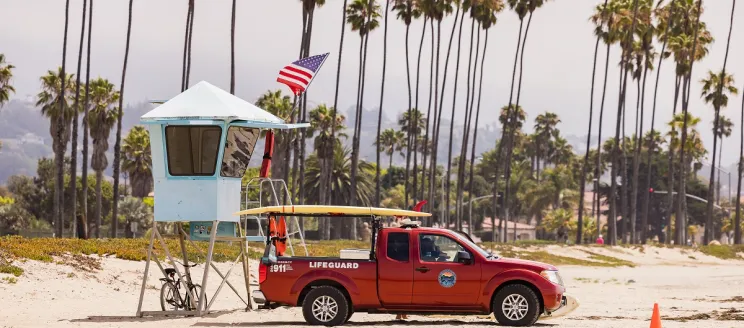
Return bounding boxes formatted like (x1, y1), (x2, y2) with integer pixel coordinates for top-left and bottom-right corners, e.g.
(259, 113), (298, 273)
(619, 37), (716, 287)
(302, 286), (350, 326)
(492, 284), (540, 327)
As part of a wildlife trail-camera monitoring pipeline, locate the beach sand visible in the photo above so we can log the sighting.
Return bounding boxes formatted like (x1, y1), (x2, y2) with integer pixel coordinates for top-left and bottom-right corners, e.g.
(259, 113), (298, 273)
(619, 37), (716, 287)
(1, 245), (743, 328)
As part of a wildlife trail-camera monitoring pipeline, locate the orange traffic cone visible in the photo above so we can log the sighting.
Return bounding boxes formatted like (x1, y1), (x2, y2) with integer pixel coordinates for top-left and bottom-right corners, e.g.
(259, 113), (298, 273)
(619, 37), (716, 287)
(650, 303), (662, 328)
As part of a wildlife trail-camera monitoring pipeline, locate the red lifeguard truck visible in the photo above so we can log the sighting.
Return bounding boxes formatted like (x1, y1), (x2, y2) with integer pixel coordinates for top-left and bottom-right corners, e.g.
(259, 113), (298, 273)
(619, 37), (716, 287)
(237, 205), (575, 327)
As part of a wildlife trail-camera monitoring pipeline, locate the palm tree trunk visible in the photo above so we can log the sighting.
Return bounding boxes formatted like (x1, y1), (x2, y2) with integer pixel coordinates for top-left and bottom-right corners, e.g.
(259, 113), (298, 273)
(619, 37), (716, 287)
(181, 0), (193, 92)
(111, 0), (134, 239)
(95, 169), (102, 238)
(506, 12), (534, 242)
(185, 0), (195, 88)
(492, 17), (525, 242)
(350, 4), (374, 239)
(630, 67), (648, 244)
(446, 8), (466, 230)
(55, 0), (72, 238)
(577, 0), (609, 244)
(736, 78), (744, 244)
(230, 0), (236, 94)
(642, 0), (677, 244)
(80, 0), (94, 239)
(666, 75), (681, 243)
(326, 0), (348, 239)
(375, 0), (390, 207)
(404, 18), (414, 205)
(414, 18), (428, 206)
(421, 18), (433, 215)
(467, 26), (485, 235)
(298, 5), (315, 210)
(717, 139), (722, 205)
(427, 20), (442, 225)
(70, 0), (88, 238)
(706, 107), (721, 244)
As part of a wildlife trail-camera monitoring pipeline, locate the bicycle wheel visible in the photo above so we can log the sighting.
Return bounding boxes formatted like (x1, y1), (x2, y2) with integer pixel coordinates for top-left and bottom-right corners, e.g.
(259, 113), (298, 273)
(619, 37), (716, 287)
(160, 282), (181, 311)
(185, 284), (208, 311)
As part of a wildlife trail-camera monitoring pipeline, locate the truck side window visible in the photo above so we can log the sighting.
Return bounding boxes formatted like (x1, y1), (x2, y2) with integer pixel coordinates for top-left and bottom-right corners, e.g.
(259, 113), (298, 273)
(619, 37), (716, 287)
(420, 234), (466, 263)
(387, 232), (410, 262)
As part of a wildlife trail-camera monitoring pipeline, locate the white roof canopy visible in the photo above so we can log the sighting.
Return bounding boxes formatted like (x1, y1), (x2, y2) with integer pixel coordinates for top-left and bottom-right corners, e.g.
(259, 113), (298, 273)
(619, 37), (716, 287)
(141, 81), (307, 129)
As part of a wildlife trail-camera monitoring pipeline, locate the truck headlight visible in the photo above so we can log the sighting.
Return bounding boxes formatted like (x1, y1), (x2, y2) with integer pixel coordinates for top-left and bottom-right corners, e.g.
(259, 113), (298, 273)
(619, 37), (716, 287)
(540, 270), (564, 286)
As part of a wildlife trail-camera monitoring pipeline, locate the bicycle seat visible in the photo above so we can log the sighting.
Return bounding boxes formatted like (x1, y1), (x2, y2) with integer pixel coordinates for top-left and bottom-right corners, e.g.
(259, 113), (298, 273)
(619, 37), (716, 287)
(165, 268), (176, 276)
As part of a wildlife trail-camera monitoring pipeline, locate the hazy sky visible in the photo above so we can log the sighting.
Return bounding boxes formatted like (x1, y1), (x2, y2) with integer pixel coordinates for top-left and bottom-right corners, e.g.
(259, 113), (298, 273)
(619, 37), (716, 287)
(1, 0), (743, 165)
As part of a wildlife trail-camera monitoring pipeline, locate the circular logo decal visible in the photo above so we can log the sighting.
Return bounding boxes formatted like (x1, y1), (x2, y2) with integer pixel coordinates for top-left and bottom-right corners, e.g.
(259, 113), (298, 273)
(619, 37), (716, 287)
(438, 269), (457, 288)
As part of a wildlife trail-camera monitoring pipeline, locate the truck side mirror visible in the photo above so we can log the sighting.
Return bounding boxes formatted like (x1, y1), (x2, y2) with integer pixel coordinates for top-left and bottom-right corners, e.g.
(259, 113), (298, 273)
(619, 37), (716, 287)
(456, 251), (472, 265)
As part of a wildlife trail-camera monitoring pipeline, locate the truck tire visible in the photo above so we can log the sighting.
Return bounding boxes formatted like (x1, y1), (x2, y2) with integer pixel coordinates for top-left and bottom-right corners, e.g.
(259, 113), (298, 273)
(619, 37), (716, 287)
(492, 284), (540, 327)
(302, 286), (350, 326)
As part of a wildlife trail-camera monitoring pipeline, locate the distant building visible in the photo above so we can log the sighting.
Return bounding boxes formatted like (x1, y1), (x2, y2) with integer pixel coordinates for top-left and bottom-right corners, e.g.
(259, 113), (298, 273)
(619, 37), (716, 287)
(19, 133), (43, 145)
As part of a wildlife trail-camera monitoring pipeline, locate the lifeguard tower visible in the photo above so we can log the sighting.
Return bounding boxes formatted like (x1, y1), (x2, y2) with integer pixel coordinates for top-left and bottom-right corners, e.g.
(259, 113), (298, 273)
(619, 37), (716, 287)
(135, 81), (308, 317)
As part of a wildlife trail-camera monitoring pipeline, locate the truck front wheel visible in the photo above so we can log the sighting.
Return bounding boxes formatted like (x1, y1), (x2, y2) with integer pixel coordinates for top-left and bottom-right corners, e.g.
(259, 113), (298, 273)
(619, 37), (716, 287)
(302, 286), (350, 326)
(492, 284), (540, 327)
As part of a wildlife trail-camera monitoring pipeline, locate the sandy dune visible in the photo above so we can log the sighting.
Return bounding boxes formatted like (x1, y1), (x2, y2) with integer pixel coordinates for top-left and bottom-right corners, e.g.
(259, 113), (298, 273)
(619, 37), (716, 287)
(1, 245), (743, 328)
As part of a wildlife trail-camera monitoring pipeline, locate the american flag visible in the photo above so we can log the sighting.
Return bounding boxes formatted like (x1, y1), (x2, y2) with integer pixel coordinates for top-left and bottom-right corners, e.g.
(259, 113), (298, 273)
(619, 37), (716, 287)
(276, 53), (329, 96)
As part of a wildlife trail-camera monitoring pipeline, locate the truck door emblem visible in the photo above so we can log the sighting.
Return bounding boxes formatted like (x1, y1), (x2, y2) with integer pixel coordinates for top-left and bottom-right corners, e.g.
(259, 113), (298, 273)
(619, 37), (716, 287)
(438, 269), (457, 288)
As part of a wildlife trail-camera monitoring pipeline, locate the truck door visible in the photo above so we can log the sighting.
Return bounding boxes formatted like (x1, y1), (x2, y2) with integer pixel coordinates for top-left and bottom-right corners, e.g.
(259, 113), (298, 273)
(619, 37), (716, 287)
(412, 232), (481, 307)
(377, 231), (414, 305)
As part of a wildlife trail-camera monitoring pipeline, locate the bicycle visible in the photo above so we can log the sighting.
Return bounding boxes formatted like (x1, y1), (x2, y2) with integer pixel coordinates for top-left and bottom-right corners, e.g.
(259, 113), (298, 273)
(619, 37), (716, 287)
(159, 260), (208, 311)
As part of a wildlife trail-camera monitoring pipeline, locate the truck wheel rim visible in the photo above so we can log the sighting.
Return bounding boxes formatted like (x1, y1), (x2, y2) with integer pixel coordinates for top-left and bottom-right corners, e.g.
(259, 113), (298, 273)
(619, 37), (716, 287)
(312, 295), (338, 322)
(502, 294), (529, 321)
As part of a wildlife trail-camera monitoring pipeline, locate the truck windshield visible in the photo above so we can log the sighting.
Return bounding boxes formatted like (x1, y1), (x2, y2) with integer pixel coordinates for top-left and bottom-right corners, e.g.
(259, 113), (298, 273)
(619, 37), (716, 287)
(452, 232), (497, 259)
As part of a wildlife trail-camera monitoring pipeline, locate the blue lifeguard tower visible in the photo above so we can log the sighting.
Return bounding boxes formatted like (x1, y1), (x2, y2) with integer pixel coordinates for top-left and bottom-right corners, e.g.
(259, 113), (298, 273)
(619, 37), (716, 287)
(135, 81), (308, 317)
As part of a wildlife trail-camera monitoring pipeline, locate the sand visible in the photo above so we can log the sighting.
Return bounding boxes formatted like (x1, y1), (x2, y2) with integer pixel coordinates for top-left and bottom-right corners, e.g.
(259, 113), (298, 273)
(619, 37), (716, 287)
(1, 245), (743, 328)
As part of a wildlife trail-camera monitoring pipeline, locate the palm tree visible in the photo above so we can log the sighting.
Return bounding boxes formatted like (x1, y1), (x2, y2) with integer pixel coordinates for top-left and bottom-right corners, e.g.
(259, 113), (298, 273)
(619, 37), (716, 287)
(122, 126), (153, 199)
(534, 112), (560, 176)
(110, 0), (134, 239)
(467, 1), (499, 235)
(329, 0), (349, 209)
(428, 0), (457, 227)
(446, 0), (473, 230)
(713, 115), (733, 204)
(608, 0), (641, 245)
(230, 0), (237, 94)
(297, 0), (326, 210)
(392, 0), (421, 203)
(589, 0), (623, 242)
(641, 0), (677, 244)
(347, 0), (380, 239)
(576, 0), (609, 244)
(69, 0), (89, 237)
(307, 104), (346, 239)
(377, 128), (406, 177)
(37, 69), (76, 162)
(674, 0), (707, 245)
(304, 145), (376, 233)
(375, 0), (392, 207)
(53, 0), (72, 238)
(80, 0), (94, 239)
(0, 54), (14, 109)
(701, 70), (738, 244)
(87, 78), (120, 238)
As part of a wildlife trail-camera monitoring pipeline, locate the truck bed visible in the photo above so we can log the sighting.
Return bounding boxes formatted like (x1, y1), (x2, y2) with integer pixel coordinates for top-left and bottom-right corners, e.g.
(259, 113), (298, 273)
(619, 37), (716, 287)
(260, 256), (381, 308)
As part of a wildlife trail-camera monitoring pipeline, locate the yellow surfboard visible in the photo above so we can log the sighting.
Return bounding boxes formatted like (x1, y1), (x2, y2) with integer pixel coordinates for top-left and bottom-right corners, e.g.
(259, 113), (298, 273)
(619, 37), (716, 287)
(234, 205), (432, 218)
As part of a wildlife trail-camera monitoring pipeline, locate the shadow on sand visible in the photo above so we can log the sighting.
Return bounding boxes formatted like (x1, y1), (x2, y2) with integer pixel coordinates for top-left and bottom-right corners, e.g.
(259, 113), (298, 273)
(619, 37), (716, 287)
(191, 319), (557, 327)
(67, 310), (238, 323)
